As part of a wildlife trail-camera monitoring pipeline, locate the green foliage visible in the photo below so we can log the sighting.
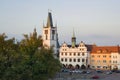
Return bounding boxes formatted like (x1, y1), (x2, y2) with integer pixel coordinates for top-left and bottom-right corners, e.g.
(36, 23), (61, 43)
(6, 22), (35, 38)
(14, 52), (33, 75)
(0, 30), (61, 80)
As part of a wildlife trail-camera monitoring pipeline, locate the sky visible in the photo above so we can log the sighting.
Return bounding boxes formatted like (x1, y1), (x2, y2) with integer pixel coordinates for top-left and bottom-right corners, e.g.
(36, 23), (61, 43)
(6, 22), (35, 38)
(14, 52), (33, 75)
(0, 0), (120, 46)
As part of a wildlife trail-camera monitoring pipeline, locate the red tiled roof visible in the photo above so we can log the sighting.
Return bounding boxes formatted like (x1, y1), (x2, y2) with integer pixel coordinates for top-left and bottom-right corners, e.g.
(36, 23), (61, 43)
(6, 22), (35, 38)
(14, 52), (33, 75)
(91, 46), (120, 53)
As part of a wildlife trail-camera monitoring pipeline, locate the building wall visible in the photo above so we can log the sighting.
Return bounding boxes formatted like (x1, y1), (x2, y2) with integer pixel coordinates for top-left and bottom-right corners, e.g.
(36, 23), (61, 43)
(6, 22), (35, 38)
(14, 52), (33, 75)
(90, 46), (120, 70)
(90, 52), (111, 70)
(59, 42), (90, 69)
(111, 52), (120, 70)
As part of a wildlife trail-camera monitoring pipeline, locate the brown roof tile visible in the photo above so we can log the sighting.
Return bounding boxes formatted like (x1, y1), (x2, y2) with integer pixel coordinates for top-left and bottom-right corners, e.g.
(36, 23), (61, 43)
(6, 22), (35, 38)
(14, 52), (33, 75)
(91, 46), (120, 53)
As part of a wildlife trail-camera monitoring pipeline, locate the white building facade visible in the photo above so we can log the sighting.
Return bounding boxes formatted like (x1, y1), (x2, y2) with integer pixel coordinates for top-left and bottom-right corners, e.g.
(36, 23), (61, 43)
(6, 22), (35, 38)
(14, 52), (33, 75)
(59, 38), (92, 69)
(111, 51), (120, 70)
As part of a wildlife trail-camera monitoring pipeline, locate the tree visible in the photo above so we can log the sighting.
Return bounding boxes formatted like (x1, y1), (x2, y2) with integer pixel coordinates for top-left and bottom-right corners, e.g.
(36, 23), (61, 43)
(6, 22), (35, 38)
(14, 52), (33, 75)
(0, 33), (20, 80)
(17, 28), (61, 80)
(0, 28), (61, 80)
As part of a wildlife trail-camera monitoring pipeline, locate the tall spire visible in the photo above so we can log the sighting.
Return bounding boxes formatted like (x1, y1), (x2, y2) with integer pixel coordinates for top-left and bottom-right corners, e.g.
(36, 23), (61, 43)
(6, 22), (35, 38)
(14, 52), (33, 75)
(71, 28), (76, 48)
(73, 28), (75, 37)
(46, 11), (53, 27)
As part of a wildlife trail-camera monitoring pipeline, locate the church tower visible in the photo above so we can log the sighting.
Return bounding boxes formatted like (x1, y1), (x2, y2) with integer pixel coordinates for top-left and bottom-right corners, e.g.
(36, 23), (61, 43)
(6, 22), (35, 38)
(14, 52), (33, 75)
(42, 11), (59, 57)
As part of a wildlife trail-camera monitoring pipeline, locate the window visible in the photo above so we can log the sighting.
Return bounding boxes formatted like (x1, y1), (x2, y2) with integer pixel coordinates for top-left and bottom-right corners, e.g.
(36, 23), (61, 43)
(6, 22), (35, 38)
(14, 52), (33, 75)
(97, 49), (102, 53)
(65, 58), (67, 62)
(82, 49), (84, 51)
(113, 61), (117, 63)
(97, 66), (101, 68)
(103, 60), (106, 63)
(82, 59), (85, 62)
(63, 49), (66, 51)
(45, 30), (48, 34)
(74, 59), (76, 62)
(61, 53), (63, 56)
(69, 58), (72, 62)
(97, 60), (100, 63)
(61, 58), (63, 62)
(82, 52), (85, 56)
(109, 60), (111, 63)
(103, 66), (107, 69)
(74, 53), (76, 56)
(78, 59), (80, 62)
(92, 55), (95, 57)
(52, 30), (55, 40)
(103, 55), (106, 58)
(65, 53), (67, 56)
(69, 53), (71, 56)
(92, 66), (95, 68)
(97, 55), (100, 58)
(52, 30), (55, 34)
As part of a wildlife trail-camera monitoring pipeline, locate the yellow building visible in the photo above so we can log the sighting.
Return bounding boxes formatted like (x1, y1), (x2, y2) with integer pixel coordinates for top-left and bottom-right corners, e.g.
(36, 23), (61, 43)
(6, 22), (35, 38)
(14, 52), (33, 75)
(90, 46), (120, 70)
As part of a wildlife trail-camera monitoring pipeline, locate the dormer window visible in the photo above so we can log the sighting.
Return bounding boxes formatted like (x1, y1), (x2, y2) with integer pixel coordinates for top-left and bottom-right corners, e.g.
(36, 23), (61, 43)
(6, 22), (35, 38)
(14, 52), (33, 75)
(97, 49), (102, 53)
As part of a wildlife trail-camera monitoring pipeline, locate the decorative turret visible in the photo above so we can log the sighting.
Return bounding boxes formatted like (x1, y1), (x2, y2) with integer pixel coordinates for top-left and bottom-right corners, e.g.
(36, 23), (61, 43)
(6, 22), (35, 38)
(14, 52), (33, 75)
(71, 29), (76, 48)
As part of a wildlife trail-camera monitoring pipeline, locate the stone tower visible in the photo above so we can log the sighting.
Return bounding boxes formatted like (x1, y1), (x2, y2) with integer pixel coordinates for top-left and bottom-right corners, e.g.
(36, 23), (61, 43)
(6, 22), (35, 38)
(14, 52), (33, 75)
(42, 11), (59, 57)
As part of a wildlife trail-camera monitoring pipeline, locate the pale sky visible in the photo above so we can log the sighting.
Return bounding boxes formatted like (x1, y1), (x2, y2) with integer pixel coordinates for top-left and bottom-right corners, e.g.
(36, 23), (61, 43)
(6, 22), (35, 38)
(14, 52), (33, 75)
(0, 0), (120, 45)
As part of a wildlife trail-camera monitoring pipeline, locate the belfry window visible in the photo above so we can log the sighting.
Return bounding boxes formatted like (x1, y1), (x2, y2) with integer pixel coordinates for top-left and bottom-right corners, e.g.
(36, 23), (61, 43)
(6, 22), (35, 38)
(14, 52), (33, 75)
(45, 30), (48, 34)
(52, 30), (55, 40)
